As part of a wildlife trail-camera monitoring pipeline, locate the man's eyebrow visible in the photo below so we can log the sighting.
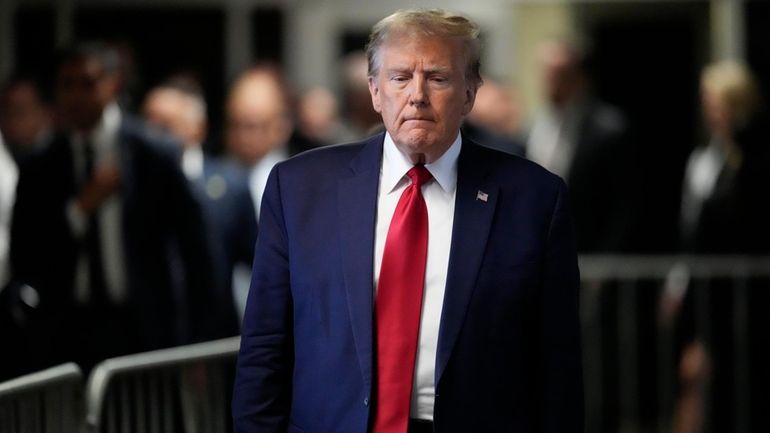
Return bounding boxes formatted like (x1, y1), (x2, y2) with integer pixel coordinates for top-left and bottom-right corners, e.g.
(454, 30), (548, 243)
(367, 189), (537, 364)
(424, 67), (451, 75)
(385, 66), (413, 74)
(385, 66), (452, 75)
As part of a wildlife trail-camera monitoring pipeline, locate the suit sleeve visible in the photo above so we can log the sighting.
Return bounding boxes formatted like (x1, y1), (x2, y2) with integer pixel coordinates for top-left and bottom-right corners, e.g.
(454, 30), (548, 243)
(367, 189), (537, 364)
(541, 179), (584, 432)
(232, 165), (293, 433)
(235, 182), (259, 267)
(163, 148), (219, 343)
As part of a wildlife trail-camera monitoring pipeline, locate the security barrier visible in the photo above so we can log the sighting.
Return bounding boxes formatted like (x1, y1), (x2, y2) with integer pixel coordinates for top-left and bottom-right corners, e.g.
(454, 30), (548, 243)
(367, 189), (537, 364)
(580, 255), (770, 433)
(0, 363), (83, 433)
(4, 255), (770, 433)
(84, 337), (240, 433)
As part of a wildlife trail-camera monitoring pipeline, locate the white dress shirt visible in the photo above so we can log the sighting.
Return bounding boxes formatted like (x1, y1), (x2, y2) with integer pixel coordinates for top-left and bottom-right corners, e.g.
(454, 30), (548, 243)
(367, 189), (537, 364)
(182, 146), (205, 182)
(0, 133), (18, 288)
(680, 139), (728, 239)
(374, 131), (460, 420)
(248, 147), (288, 220)
(65, 103), (127, 304)
(526, 102), (583, 179)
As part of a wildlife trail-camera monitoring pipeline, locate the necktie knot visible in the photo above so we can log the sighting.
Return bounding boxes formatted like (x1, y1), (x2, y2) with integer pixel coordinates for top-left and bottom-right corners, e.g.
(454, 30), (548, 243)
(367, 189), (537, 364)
(407, 165), (432, 188)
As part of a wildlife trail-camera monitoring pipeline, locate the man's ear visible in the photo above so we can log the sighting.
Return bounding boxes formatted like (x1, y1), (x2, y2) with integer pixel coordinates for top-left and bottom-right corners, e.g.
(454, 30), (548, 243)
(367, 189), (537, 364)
(461, 84), (478, 116)
(368, 76), (382, 113)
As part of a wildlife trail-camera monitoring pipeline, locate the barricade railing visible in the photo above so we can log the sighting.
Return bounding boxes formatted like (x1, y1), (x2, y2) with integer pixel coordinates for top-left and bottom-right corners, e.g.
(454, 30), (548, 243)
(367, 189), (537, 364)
(84, 337), (240, 433)
(579, 255), (770, 433)
(6, 255), (770, 433)
(0, 362), (83, 433)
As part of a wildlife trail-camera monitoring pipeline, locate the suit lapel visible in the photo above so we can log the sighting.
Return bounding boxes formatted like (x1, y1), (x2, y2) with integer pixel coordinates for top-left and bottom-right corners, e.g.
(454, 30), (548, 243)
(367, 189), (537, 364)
(435, 141), (499, 385)
(337, 134), (384, 393)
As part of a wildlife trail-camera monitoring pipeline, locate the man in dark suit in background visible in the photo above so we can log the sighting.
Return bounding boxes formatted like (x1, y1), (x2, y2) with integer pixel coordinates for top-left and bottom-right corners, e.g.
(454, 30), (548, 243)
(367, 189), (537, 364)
(10, 43), (216, 372)
(233, 9), (582, 433)
(527, 38), (634, 253)
(143, 78), (257, 336)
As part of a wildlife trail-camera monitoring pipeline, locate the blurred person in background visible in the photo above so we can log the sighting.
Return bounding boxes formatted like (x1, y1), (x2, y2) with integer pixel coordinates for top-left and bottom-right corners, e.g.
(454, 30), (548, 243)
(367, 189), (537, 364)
(143, 77), (257, 336)
(0, 132), (17, 296)
(526, 37), (634, 253)
(464, 76), (525, 156)
(294, 85), (344, 148)
(668, 61), (770, 433)
(0, 131), (21, 381)
(0, 75), (54, 164)
(225, 65), (303, 317)
(225, 65), (303, 221)
(679, 61), (770, 253)
(10, 43), (216, 373)
(338, 51), (384, 140)
(0, 132), (16, 290)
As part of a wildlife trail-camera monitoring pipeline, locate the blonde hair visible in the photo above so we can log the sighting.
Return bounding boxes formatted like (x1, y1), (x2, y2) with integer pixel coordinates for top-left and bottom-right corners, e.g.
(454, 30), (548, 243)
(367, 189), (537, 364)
(365, 8), (483, 89)
(701, 61), (761, 125)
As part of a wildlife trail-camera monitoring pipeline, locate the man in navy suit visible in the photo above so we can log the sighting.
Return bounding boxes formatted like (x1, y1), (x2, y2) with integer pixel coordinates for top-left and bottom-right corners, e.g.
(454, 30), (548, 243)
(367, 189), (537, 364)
(233, 9), (583, 433)
(10, 43), (216, 372)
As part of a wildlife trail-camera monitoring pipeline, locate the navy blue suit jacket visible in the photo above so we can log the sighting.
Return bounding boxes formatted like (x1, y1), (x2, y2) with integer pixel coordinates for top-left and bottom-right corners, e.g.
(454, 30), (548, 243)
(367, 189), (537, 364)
(233, 134), (583, 433)
(192, 156), (258, 337)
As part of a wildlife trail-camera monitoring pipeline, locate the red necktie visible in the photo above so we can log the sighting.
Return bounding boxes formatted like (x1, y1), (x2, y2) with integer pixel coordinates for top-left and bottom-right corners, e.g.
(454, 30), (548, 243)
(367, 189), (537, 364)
(373, 165), (432, 433)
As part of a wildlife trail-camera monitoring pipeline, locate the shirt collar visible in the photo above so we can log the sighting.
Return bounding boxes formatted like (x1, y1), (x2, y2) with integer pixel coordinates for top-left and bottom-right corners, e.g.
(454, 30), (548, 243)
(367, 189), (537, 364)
(70, 102), (122, 155)
(381, 131), (461, 194)
(182, 146), (205, 181)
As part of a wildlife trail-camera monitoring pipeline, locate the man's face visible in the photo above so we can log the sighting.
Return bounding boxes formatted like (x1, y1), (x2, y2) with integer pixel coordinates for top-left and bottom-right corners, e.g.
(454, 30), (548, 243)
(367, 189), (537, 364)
(0, 83), (50, 147)
(56, 58), (117, 132)
(369, 34), (476, 163)
(225, 74), (292, 166)
(539, 43), (582, 108)
(701, 83), (732, 139)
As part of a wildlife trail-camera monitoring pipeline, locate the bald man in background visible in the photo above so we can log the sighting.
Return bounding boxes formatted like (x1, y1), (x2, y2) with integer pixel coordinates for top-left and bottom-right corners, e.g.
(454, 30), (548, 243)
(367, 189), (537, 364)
(225, 65), (308, 220)
(143, 79), (257, 335)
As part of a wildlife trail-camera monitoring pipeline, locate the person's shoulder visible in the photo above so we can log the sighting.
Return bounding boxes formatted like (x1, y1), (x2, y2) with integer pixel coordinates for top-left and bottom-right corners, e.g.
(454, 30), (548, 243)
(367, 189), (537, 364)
(274, 135), (379, 177)
(203, 154), (252, 194)
(120, 113), (181, 159)
(16, 133), (67, 176)
(466, 139), (564, 188)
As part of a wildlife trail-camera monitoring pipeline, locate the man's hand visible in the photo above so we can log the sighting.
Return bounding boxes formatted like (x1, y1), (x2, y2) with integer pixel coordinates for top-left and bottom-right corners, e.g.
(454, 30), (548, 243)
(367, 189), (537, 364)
(77, 163), (121, 215)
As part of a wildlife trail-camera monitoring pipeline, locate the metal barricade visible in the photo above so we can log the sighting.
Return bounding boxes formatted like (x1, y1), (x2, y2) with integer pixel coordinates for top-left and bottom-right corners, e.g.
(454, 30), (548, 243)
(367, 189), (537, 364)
(85, 337), (240, 433)
(579, 255), (770, 433)
(0, 363), (84, 433)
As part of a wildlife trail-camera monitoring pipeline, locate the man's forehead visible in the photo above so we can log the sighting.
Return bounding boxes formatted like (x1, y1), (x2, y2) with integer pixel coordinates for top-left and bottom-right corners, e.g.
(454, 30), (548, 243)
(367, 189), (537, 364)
(379, 36), (462, 68)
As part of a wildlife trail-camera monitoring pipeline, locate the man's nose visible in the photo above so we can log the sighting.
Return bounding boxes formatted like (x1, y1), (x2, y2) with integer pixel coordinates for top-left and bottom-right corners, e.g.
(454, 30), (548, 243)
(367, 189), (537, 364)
(409, 75), (428, 107)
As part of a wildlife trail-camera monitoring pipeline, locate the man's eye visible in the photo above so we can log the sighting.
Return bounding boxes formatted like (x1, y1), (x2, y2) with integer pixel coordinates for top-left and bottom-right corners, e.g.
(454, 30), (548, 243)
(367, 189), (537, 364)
(392, 76), (409, 82)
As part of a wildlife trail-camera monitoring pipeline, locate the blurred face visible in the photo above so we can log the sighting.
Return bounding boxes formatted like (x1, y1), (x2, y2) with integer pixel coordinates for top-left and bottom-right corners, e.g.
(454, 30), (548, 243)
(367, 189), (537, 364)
(143, 89), (205, 149)
(298, 87), (338, 142)
(0, 82), (51, 147)
(468, 81), (521, 135)
(225, 75), (292, 166)
(56, 58), (118, 132)
(539, 43), (582, 108)
(369, 34), (476, 163)
(701, 83), (732, 140)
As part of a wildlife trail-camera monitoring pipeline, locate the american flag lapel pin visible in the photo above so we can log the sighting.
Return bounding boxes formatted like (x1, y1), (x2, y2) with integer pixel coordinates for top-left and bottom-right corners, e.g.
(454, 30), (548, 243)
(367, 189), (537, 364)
(476, 190), (488, 202)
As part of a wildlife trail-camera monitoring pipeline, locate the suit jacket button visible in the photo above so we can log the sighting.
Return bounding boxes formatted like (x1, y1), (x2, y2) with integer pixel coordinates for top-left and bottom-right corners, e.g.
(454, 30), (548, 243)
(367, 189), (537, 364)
(363, 398), (369, 406)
